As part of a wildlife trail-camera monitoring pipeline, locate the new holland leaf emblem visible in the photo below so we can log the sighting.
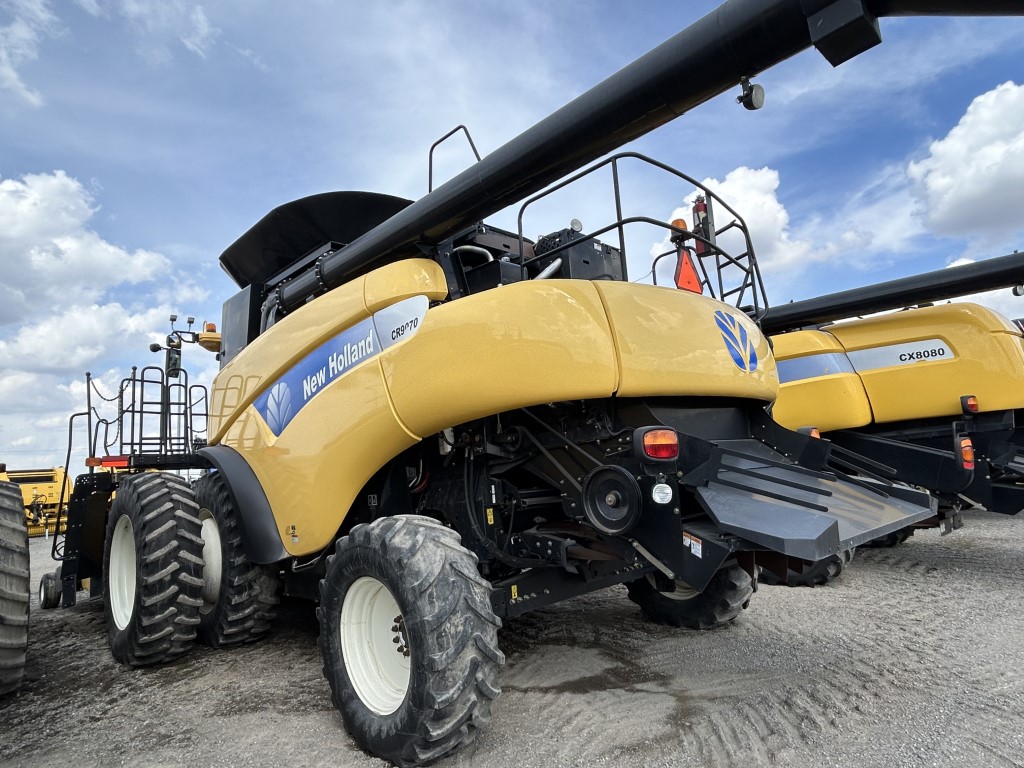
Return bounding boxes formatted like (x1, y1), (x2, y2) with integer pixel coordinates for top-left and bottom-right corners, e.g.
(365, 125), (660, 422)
(714, 310), (758, 373)
(265, 382), (294, 435)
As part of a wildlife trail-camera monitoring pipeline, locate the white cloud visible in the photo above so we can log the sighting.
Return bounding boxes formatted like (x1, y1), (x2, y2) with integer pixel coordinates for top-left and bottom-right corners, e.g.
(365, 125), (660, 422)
(0, 303), (172, 374)
(908, 81), (1024, 238)
(0, 168), (218, 469)
(98, 1), (220, 64)
(179, 5), (217, 58)
(695, 167), (813, 274)
(0, 0), (58, 107)
(0, 171), (171, 311)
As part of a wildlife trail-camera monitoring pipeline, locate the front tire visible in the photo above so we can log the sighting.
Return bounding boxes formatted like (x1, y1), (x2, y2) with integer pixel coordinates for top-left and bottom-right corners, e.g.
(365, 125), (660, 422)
(627, 563), (755, 629)
(319, 515), (503, 767)
(0, 482), (29, 695)
(193, 472), (280, 646)
(103, 473), (204, 666)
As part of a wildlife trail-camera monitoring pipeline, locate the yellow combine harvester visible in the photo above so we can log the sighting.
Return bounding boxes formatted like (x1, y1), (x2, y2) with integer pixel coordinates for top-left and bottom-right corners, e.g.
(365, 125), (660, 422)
(764, 254), (1024, 537)
(0, 464), (71, 537)
(37, 0), (1024, 761)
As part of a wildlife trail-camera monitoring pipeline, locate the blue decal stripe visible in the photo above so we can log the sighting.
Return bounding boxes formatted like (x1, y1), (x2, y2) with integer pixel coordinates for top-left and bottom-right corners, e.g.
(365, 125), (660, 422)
(776, 352), (857, 384)
(253, 317), (381, 437)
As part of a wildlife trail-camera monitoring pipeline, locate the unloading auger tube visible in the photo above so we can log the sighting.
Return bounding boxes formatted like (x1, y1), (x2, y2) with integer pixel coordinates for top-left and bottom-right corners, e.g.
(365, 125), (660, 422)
(762, 252), (1024, 333)
(251, 0), (1023, 320)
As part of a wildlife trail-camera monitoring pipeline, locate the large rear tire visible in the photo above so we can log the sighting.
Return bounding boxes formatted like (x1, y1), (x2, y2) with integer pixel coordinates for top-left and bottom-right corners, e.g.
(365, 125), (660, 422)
(193, 472), (280, 646)
(627, 563), (755, 629)
(319, 515), (503, 767)
(760, 548), (856, 587)
(103, 473), (204, 666)
(0, 482), (29, 695)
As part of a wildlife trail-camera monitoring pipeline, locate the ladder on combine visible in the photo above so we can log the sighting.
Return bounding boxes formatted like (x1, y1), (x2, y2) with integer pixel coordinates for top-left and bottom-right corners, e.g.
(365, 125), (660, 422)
(49, 319), (216, 608)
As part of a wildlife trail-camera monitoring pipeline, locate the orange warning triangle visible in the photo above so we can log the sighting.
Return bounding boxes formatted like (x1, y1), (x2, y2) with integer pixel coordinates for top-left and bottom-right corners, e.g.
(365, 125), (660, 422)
(674, 250), (702, 293)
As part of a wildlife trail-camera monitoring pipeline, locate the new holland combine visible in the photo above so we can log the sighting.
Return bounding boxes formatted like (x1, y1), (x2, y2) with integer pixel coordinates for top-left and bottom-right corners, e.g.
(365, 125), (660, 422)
(26, 0), (1024, 763)
(765, 254), (1024, 539)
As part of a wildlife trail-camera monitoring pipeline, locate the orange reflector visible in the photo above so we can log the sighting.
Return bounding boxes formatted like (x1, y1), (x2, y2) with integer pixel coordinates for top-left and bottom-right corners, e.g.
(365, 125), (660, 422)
(100, 456), (130, 469)
(959, 437), (975, 471)
(674, 250), (703, 294)
(643, 429), (679, 460)
(85, 457), (102, 467)
(797, 426), (821, 439)
(960, 395), (979, 414)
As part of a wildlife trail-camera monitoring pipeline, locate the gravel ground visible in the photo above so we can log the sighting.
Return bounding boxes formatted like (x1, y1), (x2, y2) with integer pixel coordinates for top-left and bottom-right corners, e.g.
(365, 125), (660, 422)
(3, 511), (1023, 768)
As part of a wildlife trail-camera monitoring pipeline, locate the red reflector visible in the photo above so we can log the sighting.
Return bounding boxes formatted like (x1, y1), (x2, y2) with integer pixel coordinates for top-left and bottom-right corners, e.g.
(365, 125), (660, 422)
(959, 438), (975, 471)
(674, 249), (703, 294)
(100, 456), (130, 469)
(643, 429), (679, 460)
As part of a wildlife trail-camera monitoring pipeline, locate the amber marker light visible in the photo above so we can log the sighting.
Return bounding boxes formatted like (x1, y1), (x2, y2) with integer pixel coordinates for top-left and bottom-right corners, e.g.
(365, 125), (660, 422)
(960, 395), (979, 414)
(643, 429), (679, 460)
(959, 437), (975, 471)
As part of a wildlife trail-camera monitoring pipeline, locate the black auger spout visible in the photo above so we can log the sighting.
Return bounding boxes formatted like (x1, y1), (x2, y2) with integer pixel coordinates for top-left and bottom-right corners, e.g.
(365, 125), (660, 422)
(237, 0), (1023, 319)
(762, 252), (1024, 333)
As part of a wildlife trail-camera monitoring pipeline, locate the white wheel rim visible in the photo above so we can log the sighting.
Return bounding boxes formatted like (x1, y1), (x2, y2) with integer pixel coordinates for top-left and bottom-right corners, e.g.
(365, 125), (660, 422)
(341, 576), (411, 715)
(199, 511), (222, 615)
(647, 574), (700, 601)
(110, 515), (137, 630)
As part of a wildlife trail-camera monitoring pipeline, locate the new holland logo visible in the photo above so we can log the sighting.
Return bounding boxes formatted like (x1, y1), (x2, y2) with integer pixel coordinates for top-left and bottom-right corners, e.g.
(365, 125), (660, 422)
(714, 310), (758, 373)
(264, 382), (294, 435)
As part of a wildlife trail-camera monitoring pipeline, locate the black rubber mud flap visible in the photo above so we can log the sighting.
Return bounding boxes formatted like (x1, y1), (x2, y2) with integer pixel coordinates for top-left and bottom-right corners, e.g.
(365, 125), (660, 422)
(691, 439), (935, 562)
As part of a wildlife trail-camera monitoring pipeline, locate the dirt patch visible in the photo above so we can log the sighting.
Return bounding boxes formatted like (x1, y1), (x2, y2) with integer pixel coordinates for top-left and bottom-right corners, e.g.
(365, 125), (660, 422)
(4, 511), (1023, 767)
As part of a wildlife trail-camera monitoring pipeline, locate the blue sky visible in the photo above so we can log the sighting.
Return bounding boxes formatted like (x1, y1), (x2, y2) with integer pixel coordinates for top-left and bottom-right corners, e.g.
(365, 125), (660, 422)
(1, 0), (1023, 470)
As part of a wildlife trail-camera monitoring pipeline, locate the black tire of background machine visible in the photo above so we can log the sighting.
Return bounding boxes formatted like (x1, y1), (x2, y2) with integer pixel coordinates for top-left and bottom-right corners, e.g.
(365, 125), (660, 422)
(39, 567), (60, 610)
(760, 548), (856, 587)
(863, 527), (913, 548)
(0, 481), (29, 695)
(627, 562), (755, 629)
(192, 472), (280, 646)
(102, 473), (204, 666)
(319, 514), (504, 767)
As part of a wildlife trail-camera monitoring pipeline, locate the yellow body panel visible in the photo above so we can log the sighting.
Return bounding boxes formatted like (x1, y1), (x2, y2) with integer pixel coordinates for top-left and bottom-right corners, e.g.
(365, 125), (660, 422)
(773, 303), (1024, 429)
(772, 330), (873, 431)
(593, 282), (777, 399)
(210, 262), (777, 556)
(209, 259), (448, 443)
(228, 364), (417, 555)
(382, 280), (619, 437)
(829, 303), (1024, 423)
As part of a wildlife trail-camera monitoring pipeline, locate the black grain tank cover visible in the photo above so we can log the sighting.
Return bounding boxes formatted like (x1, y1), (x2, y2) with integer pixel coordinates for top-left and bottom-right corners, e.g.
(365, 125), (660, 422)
(218, 191), (414, 289)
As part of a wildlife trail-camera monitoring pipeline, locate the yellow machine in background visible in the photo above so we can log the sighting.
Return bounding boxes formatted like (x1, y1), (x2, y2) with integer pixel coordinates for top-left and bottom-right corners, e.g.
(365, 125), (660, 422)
(0, 465), (71, 537)
(765, 255), (1024, 520)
